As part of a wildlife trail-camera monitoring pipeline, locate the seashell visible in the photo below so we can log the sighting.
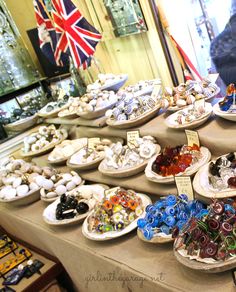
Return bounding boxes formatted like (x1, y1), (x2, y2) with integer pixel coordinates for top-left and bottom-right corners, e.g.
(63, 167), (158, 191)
(46, 191), (57, 198)
(4, 187), (17, 199)
(31, 165), (42, 174)
(96, 145), (105, 151)
(71, 176), (82, 185)
(55, 185), (67, 196)
(35, 175), (46, 188)
(176, 99), (187, 107)
(101, 139), (112, 146)
(51, 175), (57, 182)
(117, 114), (127, 121)
(24, 136), (37, 145)
(28, 173), (39, 183)
(62, 173), (73, 181)
(161, 99), (169, 109)
(42, 179), (54, 191)
(54, 178), (67, 187)
(105, 109), (113, 118)
(85, 104), (93, 112)
(2, 175), (15, 185)
(11, 160), (23, 171)
(186, 95), (195, 105)
(66, 181), (76, 191)
(42, 167), (55, 178)
(13, 177), (22, 188)
(29, 182), (38, 190)
(89, 99), (97, 107)
(40, 188), (47, 197)
(16, 185), (29, 197)
(195, 93), (205, 100)
(88, 198), (96, 209)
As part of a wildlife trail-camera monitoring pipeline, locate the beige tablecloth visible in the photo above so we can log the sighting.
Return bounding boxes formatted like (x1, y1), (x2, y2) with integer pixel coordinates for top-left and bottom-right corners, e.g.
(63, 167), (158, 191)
(73, 111), (236, 157)
(0, 202), (234, 292)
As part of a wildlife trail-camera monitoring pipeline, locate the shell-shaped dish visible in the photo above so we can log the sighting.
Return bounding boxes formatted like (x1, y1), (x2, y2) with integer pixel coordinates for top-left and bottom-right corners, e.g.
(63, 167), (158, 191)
(145, 147), (211, 184)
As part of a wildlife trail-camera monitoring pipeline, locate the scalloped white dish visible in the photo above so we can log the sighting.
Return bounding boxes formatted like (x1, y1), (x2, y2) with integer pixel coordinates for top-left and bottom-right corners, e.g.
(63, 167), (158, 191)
(165, 103), (212, 130)
(193, 153), (236, 198)
(145, 147), (211, 184)
(98, 145), (161, 178)
(43, 184), (108, 226)
(174, 248), (236, 273)
(100, 74), (128, 92)
(213, 102), (236, 121)
(82, 193), (152, 241)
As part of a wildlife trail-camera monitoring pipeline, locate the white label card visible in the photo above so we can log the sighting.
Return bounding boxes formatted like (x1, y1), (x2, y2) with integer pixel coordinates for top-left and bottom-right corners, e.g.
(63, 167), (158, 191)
(127, 131), (140, 148)
(207, 73), (219, 84)
(151, 84), (162, 99)
(105, 187), (121, 197)
(88, 137), (100, 149)
(185, 130), (200, 147)
(175, 176), (194, 200)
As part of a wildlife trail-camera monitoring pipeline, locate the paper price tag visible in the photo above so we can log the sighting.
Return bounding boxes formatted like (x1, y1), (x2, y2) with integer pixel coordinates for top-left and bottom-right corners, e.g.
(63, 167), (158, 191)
(175, 176), (194, 200)
(207, 73), (219, 84)
(194, 98), (205, 110)
(127, 130), (140, 148)
(151, 84), (162, 99)
(88, 137), (100, 150)
(185, 130), (200, 147)
(105, 187), (120, 198)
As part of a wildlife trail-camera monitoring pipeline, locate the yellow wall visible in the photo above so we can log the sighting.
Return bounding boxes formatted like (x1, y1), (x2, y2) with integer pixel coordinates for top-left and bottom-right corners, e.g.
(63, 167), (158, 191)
(5, 0), (174, 86)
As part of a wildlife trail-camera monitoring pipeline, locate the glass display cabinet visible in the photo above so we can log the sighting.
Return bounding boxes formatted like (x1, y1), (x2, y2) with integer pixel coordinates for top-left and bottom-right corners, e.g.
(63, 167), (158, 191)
(0, 0), (40, 96)
(103, 0), (147, 37)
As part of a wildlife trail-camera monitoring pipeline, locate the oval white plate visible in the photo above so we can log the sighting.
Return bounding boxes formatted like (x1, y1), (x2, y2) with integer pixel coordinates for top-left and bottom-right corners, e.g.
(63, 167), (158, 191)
(0, 188), (40, 206)
(165, 103), (212, 130)
(43, 184), (108, 225)
(193, 152), (236, 198)
(145, 146), (211, 184)
(82, 193), (152, 241)
(213, 102), (236, 121)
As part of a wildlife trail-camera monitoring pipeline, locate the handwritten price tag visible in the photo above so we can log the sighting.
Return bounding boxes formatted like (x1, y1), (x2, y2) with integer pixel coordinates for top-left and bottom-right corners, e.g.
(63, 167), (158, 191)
(127, 131), (140, 148)
(88, 137), (101, 149)
(185, 130), (200, 147)
(175, 176), (194, 200)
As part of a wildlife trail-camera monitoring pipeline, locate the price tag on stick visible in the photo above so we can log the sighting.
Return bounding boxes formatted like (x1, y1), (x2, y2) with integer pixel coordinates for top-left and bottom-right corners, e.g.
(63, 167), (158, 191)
(127, 130), (140, 148)
(175, 176), (194, 200)
(185, 130), (200, 147)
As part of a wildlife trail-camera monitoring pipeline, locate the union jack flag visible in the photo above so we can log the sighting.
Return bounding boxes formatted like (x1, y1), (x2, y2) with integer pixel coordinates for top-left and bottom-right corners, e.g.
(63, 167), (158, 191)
(51, 0), (102, 69)
(33, 0), (69, 66)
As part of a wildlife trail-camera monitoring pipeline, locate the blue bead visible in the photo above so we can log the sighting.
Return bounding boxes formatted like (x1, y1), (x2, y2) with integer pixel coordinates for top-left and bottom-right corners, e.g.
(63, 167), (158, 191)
(165, 206), (175, 216)
(150, 217), (159, 227)
(161, 212), (168, 221)
(195, 201), (204, 211)
(147, 213), (155, 224)
(143, 227), (154, 240)
(196, 209), (209, 219)
(178, 211), (188, 221)
(160, 224), (170, 235)
(224, 204), (235, 214)
(179, 194), (188, 202)
(165, 216), (176, 227)
(145, 204), (153, 213)
(137, 218), (147, 229)
(154, 201), (164, 209)
(166, 195), (177, 206)
(176, 220), (186, 230)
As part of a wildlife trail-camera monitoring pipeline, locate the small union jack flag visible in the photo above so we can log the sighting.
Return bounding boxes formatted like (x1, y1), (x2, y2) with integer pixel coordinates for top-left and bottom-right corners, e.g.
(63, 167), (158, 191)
(51, 0), (102, 69)
(33, 0), (68, 66)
